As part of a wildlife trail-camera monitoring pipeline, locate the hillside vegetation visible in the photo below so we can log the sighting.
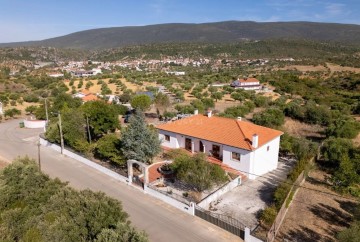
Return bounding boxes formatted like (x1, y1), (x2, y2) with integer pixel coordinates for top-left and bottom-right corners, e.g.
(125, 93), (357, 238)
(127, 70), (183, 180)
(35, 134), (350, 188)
(1, 21), (360, 49)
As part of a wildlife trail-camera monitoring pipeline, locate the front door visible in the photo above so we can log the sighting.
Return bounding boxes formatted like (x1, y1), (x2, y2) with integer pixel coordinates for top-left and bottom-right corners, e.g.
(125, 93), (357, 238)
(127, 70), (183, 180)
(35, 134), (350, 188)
(185, 138), (192, 152)
(212, 145), (220, 159)
(199, 141), (204, 153)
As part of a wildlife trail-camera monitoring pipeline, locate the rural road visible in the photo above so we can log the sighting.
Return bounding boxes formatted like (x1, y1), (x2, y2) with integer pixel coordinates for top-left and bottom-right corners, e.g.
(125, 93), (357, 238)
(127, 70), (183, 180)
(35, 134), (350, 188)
(0, 119), (242, 242)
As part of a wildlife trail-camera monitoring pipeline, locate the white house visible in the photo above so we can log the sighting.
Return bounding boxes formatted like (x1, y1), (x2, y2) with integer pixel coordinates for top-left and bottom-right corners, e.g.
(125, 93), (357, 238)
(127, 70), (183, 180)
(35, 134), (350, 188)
(230, 77), (262, 90)
(157, 112), (283, 180)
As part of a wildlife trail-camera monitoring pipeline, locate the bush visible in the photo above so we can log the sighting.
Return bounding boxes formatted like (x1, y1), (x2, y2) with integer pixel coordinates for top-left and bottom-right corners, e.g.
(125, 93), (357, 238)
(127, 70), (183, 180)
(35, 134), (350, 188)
(171, 153), (228, 192)
(260, 205), (277, 227)
(274, 182), (292, 209)
(0, 158), (148, 242)
(23, 94), (39, 103)
(252, 108), (285, 128)
(163, 148), (189, 160)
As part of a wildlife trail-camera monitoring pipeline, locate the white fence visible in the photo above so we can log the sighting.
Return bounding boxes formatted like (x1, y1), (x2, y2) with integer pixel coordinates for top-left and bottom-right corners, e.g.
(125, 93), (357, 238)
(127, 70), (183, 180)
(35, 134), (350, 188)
(39, 137), (128, 183)
(197, 176), (242, 209)
(145, 185), (195, 216)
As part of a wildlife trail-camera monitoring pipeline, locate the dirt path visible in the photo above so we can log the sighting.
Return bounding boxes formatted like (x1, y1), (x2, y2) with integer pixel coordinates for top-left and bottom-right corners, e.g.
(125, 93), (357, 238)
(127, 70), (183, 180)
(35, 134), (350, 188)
(0, 159), (9, 169)
(276, 170), (358, 242)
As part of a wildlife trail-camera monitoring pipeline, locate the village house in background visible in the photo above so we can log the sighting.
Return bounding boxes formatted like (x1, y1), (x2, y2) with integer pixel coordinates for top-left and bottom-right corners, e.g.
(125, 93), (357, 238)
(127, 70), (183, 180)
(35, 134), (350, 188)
(230, 77), (262, 90)
(157, 110), (283, 180)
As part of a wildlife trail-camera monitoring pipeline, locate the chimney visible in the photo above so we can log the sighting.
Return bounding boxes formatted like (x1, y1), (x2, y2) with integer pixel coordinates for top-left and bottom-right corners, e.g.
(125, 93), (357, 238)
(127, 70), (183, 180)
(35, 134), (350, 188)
(194, 109), (199, 115)
(207, 109), (212, 118)
(237, 117), (242, 121)
(252, 134), (258, 149)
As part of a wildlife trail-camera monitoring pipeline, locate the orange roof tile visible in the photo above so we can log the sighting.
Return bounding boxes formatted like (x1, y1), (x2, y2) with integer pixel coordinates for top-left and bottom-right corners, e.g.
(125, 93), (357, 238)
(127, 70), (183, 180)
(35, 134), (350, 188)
(238, 77), (259, 83)
(157, 115), (283, 151)
(81, 93), (99, 102)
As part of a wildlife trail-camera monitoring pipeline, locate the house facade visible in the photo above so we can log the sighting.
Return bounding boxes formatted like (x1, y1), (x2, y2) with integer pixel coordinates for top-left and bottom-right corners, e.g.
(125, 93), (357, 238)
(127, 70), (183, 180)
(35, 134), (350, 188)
(230, 77), (262, 90)
(157, 112), (282, 180)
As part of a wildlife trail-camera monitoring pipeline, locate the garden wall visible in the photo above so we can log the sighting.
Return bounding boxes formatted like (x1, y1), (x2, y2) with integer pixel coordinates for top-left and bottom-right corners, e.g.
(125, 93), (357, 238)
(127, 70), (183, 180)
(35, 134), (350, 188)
(197, 176), (242, 209)
(24, 119), (46, 129)
(39, 137), (128, 184)
(145, 185), (195, 216)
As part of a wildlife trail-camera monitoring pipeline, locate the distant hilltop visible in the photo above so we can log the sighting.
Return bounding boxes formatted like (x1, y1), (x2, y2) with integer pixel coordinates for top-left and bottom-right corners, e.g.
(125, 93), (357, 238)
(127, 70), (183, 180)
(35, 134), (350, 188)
(1, 21), (360, 50)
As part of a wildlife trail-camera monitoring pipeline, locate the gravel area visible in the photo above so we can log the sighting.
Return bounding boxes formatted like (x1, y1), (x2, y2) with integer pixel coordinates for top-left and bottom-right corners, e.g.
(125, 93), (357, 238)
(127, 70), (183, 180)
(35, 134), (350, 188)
(210, 158), (295, 229)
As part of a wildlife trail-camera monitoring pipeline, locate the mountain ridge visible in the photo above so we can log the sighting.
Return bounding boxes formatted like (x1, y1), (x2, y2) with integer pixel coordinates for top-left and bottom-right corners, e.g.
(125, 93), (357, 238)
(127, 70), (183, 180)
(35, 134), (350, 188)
(2, 21), (360, 50)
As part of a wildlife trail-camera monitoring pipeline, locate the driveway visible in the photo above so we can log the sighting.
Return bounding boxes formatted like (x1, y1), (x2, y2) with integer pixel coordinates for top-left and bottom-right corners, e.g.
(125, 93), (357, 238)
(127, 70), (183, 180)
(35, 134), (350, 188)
(210, 159), (295, 229)
(0, 119), (242, 242)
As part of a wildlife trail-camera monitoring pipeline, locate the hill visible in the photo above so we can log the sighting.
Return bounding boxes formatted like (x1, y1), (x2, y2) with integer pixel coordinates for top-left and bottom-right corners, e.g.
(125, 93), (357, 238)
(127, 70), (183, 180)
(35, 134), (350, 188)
(1, 21), (360, 50)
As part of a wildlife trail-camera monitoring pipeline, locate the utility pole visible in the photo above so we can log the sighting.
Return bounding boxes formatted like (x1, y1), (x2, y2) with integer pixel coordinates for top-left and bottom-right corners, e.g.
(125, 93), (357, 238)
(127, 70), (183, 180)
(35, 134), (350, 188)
(86, 115), (91, 144)
(45, 98), (49, 123)
(58, 112), (64, 154)
(37, 141), (41, 171)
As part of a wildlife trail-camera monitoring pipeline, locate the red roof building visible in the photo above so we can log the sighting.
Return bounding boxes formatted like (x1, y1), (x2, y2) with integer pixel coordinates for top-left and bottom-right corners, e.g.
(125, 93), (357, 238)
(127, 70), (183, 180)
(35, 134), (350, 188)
(157, 114), (283, 180)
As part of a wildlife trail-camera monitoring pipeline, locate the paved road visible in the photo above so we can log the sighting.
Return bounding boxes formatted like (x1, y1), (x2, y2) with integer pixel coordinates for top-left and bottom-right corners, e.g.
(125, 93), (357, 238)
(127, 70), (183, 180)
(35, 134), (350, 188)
(0, 119), (242, 242)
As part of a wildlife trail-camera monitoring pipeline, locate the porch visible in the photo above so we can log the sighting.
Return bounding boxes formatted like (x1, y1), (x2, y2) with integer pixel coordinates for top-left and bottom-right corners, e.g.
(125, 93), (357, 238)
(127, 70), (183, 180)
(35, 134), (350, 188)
(178, 136), (224, 161)
(161, 146), (246, 180)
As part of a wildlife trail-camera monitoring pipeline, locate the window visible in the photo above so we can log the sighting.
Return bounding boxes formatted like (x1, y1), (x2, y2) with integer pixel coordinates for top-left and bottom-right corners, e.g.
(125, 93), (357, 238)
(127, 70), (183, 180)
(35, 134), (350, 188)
(267, 146), (270, 151)
(231, 152), (241, 161)
(164, 135), (170, 142)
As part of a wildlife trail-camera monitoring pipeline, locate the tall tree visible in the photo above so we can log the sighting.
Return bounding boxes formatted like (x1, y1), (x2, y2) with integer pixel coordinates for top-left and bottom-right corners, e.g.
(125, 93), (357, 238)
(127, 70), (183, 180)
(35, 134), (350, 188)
(154, 92), (170, 115)
(130, 95), (152, 111)
(121, 112), (161, 164)
(82, 101), (120, 138)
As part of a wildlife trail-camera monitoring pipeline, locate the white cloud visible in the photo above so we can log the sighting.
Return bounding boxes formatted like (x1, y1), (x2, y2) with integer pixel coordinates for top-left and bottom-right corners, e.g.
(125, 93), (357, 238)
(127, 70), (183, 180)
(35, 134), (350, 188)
(325, 3), (346, 15)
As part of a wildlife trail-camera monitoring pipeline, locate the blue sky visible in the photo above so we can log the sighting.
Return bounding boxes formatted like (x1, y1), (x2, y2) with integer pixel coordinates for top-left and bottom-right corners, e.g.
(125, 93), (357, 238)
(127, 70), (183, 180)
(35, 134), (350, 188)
(0, 0), (359, 42)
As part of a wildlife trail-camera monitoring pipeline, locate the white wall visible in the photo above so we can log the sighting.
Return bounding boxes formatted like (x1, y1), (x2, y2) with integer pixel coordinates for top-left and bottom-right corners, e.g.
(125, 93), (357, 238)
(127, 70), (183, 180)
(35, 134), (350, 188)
(144, 185), (195, 215)
(159, 130), (179, 148)
(40, 137), (61, 153)
(24, 119), (46, 129)
(197, 177), (241, 209)
(223, 145), (252, 178)
(251, 137), (280, 179)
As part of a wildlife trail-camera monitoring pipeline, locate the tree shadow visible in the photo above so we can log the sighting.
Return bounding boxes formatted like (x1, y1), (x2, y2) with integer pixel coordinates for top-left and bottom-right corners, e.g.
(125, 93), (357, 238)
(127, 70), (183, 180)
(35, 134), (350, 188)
(309, 203), (352, 228)
(306, 175), (330, 187)
(335, 199), (359, 220)
(282, 225), (334, 242)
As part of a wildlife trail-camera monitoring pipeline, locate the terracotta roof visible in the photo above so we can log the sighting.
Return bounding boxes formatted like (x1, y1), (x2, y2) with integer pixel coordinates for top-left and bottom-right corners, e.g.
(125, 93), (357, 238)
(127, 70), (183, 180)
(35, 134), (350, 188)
(157, 115), (283, 151)
(81, 93), (99, 102)
(238, 77), (259, 83)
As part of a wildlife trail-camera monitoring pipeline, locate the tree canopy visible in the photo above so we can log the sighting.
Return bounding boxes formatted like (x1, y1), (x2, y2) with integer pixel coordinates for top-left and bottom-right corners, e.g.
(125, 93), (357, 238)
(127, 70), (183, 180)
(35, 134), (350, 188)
(170, 153), (228, 192)
(0, 157), (148, 242)
(130, 95), (152, 111)
(121, 111), (161, 164)
(82, 101), (120, 138)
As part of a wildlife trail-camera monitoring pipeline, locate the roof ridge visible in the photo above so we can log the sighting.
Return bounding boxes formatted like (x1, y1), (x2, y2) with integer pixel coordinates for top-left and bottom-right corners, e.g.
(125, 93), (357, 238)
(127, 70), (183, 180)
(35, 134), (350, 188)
(235, 120), (253, 150)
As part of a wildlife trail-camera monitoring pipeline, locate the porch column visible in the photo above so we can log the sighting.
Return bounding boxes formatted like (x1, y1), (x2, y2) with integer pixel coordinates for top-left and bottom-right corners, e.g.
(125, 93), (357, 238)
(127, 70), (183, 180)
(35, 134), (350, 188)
(203, 142), (206, 153)
(144, 166), (149, 185)
(191, 141), (195, 153)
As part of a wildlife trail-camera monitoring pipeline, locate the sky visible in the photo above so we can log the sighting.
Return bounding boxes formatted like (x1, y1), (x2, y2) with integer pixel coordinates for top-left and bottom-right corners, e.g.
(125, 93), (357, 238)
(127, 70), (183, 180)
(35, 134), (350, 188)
(0, 0), (359, 43)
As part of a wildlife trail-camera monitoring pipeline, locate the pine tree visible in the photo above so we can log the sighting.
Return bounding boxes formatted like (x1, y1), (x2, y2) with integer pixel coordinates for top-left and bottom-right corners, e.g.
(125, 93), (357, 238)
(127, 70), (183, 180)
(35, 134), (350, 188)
(121, 112), (161, 164)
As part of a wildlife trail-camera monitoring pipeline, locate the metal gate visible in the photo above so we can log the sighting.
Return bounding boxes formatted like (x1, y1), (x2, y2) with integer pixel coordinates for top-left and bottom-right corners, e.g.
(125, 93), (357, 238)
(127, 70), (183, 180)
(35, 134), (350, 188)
(195, 206), (245, 239)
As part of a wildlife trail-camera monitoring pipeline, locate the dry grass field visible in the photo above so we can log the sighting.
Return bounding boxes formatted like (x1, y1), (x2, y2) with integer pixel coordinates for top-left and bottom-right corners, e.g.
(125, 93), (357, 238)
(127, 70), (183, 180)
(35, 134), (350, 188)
(276, 65), (328, 72)
(276, 170), (358, 242)
(283, 117), (325, 139)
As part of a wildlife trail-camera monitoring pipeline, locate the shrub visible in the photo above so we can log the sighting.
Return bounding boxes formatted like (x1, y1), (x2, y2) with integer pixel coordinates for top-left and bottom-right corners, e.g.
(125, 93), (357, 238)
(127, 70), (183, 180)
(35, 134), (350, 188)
(163, 148), (189, 160)
(274, 182), (292, 209)
(171, 153), (228, 192)
(23, 94), (39, 103)
(260, 205), (277, 227)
